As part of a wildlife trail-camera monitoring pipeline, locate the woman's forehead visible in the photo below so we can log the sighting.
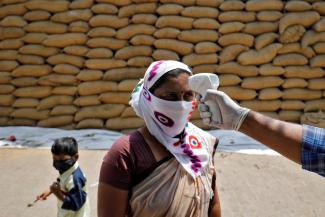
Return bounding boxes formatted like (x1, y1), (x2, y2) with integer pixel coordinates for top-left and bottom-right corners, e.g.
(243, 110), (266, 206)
(156, 73), (190, 91)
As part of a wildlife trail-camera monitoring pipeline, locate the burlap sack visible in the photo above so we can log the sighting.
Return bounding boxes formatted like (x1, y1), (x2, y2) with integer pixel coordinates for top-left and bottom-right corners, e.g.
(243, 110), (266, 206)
(89, 15), (129, 28)
(285, 1), (311, 12)
(154, 27), (180, 39)
(99, 92), (130, 104)
(304, 99), (325, 112)
(7, 118), (36, 126)
(13, 98), (39, 108)
(0, 60), (18, 71)
(0, 117), (8, 125)
(181, 6), (219, 18)
(0, 84), (15, 94)
(116, 24), (156, 40)
(53, 64), (79, 75)
(313, 18), (325, 32)
(196, 0), (223, 7)
(51, 9), (92, 23)
(256, 11), (283, 22)
(85, 59), (126, 70)
(283, 88), (322, 100)
(259, 64), (284, 76)
(0, 27), (25, 40)
(193, 18), (220, 29)
(301, 30), (325, 48)
(0, 39), (23, 50)
(301, 111), (325, 128)
(25, 0), (69, 13)
(219, 44), (249, 63)
(63, 45), (89, 56)
(19, 44), (59, 57)
(24, 10), (51, 21)
(152, 49), (179, 61)
(160, 0), (195, 6)
(78, 81), (117, 96)
(278, 43), (315, 58)
(279, 110), (302, 122)
(177, 30), (218, 43)
(0, 72), (11, 84)
(51, 86), (77, 96)
(50, 105), (78, 116)
(10, 108), (49, 120)
(308, 78), (325, 90)
(310, 55), (325, 67)
(37, 95), (74, 110)
(258, 88), (283, 100)
(118, 3), (157, 17)
(86, 37), (128, 50)
(241, 76), (283, 90)
(246, 0), (284, 11)
(218, 11), (256, 23)
(24, 21), (67, 34)
(282, 78), (308, 88)
(68, 21), (90, 33)
(121, 106), (137, 118)
(14, 86), (52, 98)
(219, 74), (242, 86)
(281, 100), (305, 110)
(192, 64), (217, 74)
(313, 2), (325, 15)
(219, 0), (245, 11)
(91, 3), (118, 14)
(39, 74), (76, 86)
(279, 25), (305, 43)
(194, 42), (221, 54)
(156, 16), (194, 29)
(11, 77), (37, 87)
(0, 3), (27, 19)
(0, 15), (27, 27)
(154, 39), (193, 55)
(156, 4), (184, 15)
(130, 35), (155, 46)
(87, 27), (116, 37)
(103, 67), (145, 81)
(73, 95), (101, 107)
(218, 22), (244, 34)
(76, 118), (104, 129)
(255, 33), (278, 50)
(0, 94), (15, 106)
(118, 79), (139, 92)
(77, 69), (103, 81)
(219, 86), (257, 100)
(105, 117), (144, 130)
(182, 53), (218, 67)
(127, 56), (153, 67)
(42, 33), (87, 48)
(242, 22), (278, 35)
(74, 104), (125, 122)
(38, 115), (74, 127)
(12, 65), (51, 77)
(0, 50), (17, 60)
(313, 42), (325, 53)
(0, 106), (13, 117)
(240, 100), (281, 112)
(70, 0), (94, 9)
(115, 46), (152, 60)
(132, 14), (157, 25)
(279, 11), (320, 34)
(273, 54), (308, 66)
(17, 54), (44, 65)
(218, 33), (254, 47)
(47, 54), (85, 68)
(216, 62), (258, 77)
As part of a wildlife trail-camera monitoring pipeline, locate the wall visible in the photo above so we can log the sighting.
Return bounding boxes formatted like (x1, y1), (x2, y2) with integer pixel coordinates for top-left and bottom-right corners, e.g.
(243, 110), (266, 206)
(0, 0), (324, 131)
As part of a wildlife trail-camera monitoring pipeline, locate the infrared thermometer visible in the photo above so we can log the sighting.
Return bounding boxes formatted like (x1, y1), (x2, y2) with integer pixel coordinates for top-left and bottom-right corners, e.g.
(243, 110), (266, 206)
(188, 73), (222, 124)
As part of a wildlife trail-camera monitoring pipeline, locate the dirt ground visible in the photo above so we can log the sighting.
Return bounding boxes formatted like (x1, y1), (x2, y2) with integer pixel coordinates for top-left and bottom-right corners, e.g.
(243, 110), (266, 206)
(1, 148), (324, 217)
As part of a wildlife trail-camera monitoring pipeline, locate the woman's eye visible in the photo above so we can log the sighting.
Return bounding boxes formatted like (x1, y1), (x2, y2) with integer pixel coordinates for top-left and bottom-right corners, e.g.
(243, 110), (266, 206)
(184, 92), (194, 101)
(162, 93), (178, 101)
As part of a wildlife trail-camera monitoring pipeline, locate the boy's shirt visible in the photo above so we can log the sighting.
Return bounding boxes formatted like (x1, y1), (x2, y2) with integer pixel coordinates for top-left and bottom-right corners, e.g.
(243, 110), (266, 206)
(57, 161), (90, 217)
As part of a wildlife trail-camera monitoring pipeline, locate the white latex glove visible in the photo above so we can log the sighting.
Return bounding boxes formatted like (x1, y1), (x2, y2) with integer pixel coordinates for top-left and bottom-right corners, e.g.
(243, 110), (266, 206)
(198, 89), (250, 130)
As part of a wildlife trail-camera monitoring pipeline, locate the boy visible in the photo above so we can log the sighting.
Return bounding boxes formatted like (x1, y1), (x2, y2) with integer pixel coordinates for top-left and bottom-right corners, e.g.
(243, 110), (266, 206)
(37, 137), (90, 217)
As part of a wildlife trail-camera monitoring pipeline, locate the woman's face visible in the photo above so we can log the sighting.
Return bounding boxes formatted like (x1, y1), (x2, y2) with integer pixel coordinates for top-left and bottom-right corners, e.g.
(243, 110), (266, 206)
(153, 72), (194, 102)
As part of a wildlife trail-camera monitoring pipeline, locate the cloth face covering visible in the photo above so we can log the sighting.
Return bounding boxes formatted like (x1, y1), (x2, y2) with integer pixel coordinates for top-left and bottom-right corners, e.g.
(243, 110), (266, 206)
(130, 60), (210, 179)
(53, 158), (76, 174)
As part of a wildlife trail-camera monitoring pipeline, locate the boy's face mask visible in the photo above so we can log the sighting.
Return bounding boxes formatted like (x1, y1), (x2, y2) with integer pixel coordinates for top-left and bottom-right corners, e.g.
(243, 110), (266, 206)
(53, 158), (76, 174)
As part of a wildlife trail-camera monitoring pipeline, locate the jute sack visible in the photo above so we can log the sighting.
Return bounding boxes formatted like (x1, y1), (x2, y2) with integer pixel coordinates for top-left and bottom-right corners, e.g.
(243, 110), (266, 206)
(0, 39), (23, 50)
(0, 50), (17, 60)
(12, 65), (51, 77)
(310, 55), (325, 67)
(24, 21), (67, 34)
(0, 106), (13, 116)
(304, 99), (325, 112)
(241, 76), (283, 90)
(12, 98), (39, 108)
(87, 27), (116, 38)
(218, 22), (245, 34)
(152, 49), (179, 61)
(99, 92), (130, 104)
(278, 43), (315, 58)
(219, 44), (249, 63)
(38, 115), (74, 127)
(52, 86), (77, 96)
(216, 62), (258, 77)
(219, 74), (242, 86)
(63, 45), (89, 56)
(219, 86), (257, 100)
(273, 54), (308, 66)
(89, 15), (129, 28)
(95, 0), (131, 7)
(50, 9), (93, 23)
(242, 22), (278, 35)
(256, 11), (283, 22)
(193, 18), (220, 29)
(128, 57), (150, 66)
(301, 111), (325, 128)
(0, 3), (27, 19)
(23, 10), (51, 21)
(73, 95), (101, 107)
(301, 30), (325, 48)
(279, 11), (320, 34)
(130, 35), (155, 46)
(103, 67), (145, 81)
(37, 95), (74, 110)
(181, 6), (219, 18)
(218, 33), (254, 47)
(0, 27), (25, 40)
(0, 72), (11, 84)
(282, 78), (308, 89)
(156, 4), (183, 15)
(154, 39), (193, 55)
(115, 24), (156, 40)
(238, 43), (283, 65)
(14, 86), (52, 98)
(0, 84), (15, 94)
(42, 33), (87, 48)
(74, 104), (125, 122)
(194, 42), (221, 54)
(78, 81), (118, 96)
(10, 108), (49, 120)
(118, 79), (139, 92)
(47, 54), (85, 68)
(85, 59), (126, 70)
(258, 88), (283, 100)
(77, 69), (103, 81)
(313, 2), (325, 15)
(7, 118), (36, 126)
(115, 46), (152, 60)
(313, 18), (325, 32)
(24, 0), (69, 13)
(281, 100), (305, 110)
(105, 117), (144, 130)
(70, 0), (94, 9)
(118, 3), (157, 17)
(285, 1), (311, 12)
(0, 94), (15, 106)
(156, 16), (194, 29)
(308, 78), (325, 90)
(177, 30), (218, 43)
(19, 44), (59, 57)
(86, 48), (113, 58)
(53, 64), (79, 75)
(219, 0), (245, 11)
(68, 23), (90, 33)
(196, 0), (223, 7)
(313, 42), (325, 53)
(192, 64), (217, 74)
(0, 15), (27, 27)
(91, 4), (118, 14)
(279, 25), (305, 43)
(154, 27), (180, 39)
(255, 33), (278, 50)
(240, 100), (281, 112)
(87, 37), (128, 50)
(182, 53), (218, 67)
(0, 60), (18, 71)
(246, 0), (284, 11)
(218, 11), (256, 23)
(282, 88), (322, 100)
(160, 0), (195, 6)
(121, 106), (137, 118)
(0, 117), (9, 126)
(17, 54), (44, 65)
(284, 66), (324, 79)
(76, 118), (104, 129)
(11, 77), (38, 87)
(50, 105), (78, 116)
(278, 110), (302, 122)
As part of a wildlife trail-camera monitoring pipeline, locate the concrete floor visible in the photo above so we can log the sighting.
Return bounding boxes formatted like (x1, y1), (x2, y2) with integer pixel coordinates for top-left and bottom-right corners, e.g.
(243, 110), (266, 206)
(1, 148), (324, 217)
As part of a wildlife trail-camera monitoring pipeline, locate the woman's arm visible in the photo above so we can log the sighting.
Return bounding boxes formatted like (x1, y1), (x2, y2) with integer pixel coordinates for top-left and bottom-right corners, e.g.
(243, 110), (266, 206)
(97, 182), (129, 217)
(210, 186), (221, 217)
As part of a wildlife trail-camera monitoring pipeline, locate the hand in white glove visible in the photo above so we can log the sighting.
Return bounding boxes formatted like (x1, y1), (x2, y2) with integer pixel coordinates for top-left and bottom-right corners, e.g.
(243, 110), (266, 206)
(198, 89), (250, 130)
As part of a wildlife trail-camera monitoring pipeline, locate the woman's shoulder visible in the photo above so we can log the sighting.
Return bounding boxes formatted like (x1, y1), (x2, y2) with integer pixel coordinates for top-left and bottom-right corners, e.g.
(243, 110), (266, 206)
(107, 130), (144, 156)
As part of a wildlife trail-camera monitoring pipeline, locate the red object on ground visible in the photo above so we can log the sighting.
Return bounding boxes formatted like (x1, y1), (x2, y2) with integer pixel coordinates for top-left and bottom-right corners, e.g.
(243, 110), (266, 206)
(7, 135), (16, 142)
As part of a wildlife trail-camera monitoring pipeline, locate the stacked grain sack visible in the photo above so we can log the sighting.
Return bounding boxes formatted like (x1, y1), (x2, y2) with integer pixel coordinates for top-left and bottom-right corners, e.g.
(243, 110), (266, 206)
(0, 0), (324, 132)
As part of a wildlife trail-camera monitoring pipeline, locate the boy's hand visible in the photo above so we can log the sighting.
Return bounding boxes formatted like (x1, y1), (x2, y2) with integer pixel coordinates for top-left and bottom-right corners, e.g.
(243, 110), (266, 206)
(50, 182), (61, 195)
(36, 190), (52, 201)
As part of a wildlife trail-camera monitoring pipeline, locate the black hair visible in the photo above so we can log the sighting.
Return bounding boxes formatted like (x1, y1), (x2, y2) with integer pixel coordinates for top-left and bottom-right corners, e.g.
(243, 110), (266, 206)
(149, 68), (191, 93)
(51, 137), (78, 156)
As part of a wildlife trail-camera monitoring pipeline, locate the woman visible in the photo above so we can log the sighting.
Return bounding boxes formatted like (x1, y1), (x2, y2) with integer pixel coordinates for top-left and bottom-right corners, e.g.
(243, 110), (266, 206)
(98, 60), (221, 217)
